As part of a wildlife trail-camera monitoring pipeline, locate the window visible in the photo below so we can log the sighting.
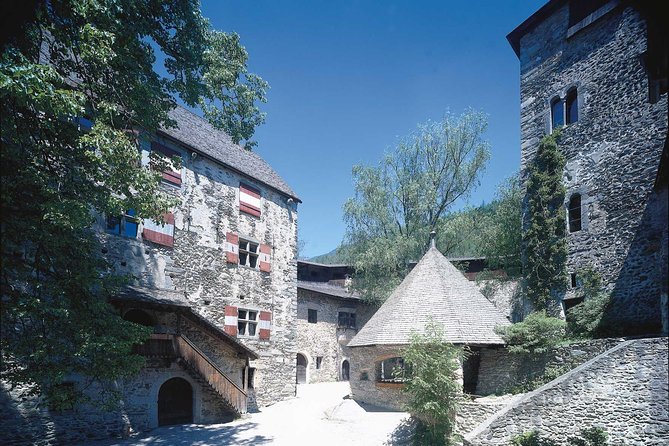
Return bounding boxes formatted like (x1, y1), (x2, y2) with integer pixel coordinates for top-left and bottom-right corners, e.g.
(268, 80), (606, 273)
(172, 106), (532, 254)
(568, 194), (582, 233)
(107, 209), (138, 238)
(377, 357), (409, 383)
(307, 309), (318, 324)
(239, 239), (259, 268)
(566, 89), (578, 124)
(316, 357), (323, 369)
(568, 0), (608, 27)
(550, 97), (564, 131)
(570, 272), (577, 288)
(237, 309), (258, 336)
(240, 183), (261, 217)
(338, 311), (356, 329)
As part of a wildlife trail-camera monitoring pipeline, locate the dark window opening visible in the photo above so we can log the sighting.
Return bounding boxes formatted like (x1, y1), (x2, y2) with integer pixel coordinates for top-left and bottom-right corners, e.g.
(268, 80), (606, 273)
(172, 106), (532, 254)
(316, 357), (323, 369)
(551, 97), (564, 131)
(377, 357), (409, 383)
(341, 360), (350, 381)
(360, 371), (369, 381)
(338, 311), (356, 329)
(566, 89), (578, 124)
(462, 348), (481, 395)
(308, 309), (318, 324)
(570, 272), (578, 288)
(568, 194), (582, 232)
(123, 309), (154, 327)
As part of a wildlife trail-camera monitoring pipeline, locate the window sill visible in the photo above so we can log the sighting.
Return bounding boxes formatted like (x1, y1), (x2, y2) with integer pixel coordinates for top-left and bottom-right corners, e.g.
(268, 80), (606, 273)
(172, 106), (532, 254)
(566, 1), (618, 39)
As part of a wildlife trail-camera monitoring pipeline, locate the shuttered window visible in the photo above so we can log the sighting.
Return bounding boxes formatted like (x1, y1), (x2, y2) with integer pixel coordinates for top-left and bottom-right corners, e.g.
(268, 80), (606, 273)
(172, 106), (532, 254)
(142, 212), (175, 247)
(240, 183), (261, 217)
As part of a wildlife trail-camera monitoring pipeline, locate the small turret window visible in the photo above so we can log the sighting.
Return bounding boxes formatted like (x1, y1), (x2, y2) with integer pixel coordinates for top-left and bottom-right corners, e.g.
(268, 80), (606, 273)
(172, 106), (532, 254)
(566, 88), (578, 124)
(551, 97), (564, 131)
(568, 194), (582, 233)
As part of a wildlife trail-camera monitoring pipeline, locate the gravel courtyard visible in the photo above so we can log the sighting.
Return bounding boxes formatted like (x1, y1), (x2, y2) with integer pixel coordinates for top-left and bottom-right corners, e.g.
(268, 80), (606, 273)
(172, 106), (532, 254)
(84, 382), (413, 446)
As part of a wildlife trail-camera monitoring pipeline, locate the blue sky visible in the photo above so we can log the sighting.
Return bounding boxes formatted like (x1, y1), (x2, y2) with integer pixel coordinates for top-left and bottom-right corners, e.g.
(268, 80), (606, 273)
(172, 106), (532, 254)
(201, 0), (546, 258)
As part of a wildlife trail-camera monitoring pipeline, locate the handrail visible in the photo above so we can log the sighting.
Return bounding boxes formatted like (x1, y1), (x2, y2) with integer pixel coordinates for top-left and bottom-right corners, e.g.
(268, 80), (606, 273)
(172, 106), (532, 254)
(173, 334), (248, 414)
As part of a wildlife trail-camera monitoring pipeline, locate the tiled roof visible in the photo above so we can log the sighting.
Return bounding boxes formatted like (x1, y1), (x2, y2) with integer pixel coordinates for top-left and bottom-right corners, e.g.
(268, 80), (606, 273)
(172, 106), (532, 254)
(348, 246), (510, 347)
(297, 281), (362, 300)
(159, 106), (300, 201)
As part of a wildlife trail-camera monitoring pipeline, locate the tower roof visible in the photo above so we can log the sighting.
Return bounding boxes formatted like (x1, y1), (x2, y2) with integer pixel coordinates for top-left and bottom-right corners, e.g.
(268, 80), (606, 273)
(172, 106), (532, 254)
(348, 246), (510, 347)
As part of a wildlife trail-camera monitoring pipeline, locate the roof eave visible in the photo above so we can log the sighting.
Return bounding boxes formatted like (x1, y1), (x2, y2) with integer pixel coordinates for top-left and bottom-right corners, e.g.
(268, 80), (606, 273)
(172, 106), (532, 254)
(507, 0), (565, 58)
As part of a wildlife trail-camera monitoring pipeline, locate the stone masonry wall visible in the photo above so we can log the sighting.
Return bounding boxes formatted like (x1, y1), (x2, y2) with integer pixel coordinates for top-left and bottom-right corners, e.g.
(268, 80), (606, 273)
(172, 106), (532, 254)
(296, 289), (376, 383)
(94, 133), (299, 408)
(0, 306), (244, 445)
(476, 337), (624, 396)
(517, 3), (668, 332)
(465, 337), (669, 445)
(349, 345), (409, 411)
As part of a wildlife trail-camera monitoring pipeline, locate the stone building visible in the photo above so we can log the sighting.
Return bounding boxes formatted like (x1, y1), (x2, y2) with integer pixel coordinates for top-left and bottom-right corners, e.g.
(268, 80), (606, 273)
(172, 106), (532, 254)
(507, 0), (668, 334)
(0, 106), (300, 444)
(295, 261), (376, 384)
(347, 241), (510, 410)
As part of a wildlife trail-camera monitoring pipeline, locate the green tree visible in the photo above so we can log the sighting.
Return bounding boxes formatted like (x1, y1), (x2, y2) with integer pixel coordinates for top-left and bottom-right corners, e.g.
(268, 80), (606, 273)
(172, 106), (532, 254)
(1, 0), (267, 404)
(481, 173), (522, 277)
(522, 133), (568, 312)
(342, 110), (490, 302)
(401, 322), (464, 445)
(495, 311), (567, 354)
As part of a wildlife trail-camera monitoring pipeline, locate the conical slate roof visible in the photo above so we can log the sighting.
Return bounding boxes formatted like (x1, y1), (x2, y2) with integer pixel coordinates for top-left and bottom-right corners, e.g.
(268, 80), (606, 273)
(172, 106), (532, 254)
(348, 246), (510, 347)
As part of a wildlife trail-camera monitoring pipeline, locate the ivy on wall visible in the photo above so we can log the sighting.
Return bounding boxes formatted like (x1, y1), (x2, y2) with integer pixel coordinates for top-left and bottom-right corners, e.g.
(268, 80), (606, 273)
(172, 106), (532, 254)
(522, 132), (568, 312)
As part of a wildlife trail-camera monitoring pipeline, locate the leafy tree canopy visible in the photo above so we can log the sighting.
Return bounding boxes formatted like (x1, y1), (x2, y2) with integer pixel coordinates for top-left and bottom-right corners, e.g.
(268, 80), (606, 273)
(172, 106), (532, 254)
(341, 110), (490, 302)
(1, 0), (267, 403)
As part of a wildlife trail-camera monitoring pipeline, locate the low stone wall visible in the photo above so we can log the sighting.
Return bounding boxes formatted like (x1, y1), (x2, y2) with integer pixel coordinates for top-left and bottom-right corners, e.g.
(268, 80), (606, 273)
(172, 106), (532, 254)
(456, 394), (521, 437)
(476, 338), (624, 395)
(349, 345), (409, 411)
(465, 337), (669, 445)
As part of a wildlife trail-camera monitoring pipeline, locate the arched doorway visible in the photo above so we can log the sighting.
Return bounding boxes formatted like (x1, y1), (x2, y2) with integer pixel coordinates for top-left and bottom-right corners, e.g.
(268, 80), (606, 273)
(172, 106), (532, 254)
(296, 353), (308, 384)
(158, 378), (193, 426)
(123, 308), (154, 327)
(341, 360), (350, 381)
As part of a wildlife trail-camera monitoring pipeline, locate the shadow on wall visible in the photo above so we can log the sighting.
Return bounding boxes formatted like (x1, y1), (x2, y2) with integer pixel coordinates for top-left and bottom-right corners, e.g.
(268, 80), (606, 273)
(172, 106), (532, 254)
(0, 382), (131, 445)
(607, 184), (667, 336)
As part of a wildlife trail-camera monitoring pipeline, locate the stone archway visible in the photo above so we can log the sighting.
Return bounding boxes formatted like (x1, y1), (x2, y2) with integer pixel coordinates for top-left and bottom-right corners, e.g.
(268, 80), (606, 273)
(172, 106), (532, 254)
(158, 377), (193, 426)
(341, 360), (350, 381)
(296, 353), (308, 384)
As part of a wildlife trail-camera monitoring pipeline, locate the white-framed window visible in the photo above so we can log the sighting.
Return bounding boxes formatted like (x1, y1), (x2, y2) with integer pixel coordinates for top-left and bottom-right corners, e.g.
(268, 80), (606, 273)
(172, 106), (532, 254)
(237, 309), (258, 337)
(377, 357), (408, 383)
(239, 239), (260, 268)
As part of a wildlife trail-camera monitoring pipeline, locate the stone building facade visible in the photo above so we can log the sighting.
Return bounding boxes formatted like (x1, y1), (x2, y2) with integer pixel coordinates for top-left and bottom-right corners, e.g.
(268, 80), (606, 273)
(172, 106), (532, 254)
(295, 261), (376, 384)
(508, 0), (668, 333)
(0, 106), (300, 444)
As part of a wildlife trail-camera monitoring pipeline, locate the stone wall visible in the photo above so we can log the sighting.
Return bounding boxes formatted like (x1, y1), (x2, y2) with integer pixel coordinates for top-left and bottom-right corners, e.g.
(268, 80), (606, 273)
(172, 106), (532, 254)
(476, 338), (623, 396)
(517, 2), (668, 333)
(465, 337), (669, 445)
(476, 280), (519, 321)
(349, 345), (409, 411)
(94, 132), (299, 407)
(296, 289), (376, 383)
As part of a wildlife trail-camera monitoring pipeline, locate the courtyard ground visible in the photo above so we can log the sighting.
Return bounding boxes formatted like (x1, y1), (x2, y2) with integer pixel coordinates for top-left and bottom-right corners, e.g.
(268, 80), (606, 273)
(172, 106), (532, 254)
(84, 382), (413, 445)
